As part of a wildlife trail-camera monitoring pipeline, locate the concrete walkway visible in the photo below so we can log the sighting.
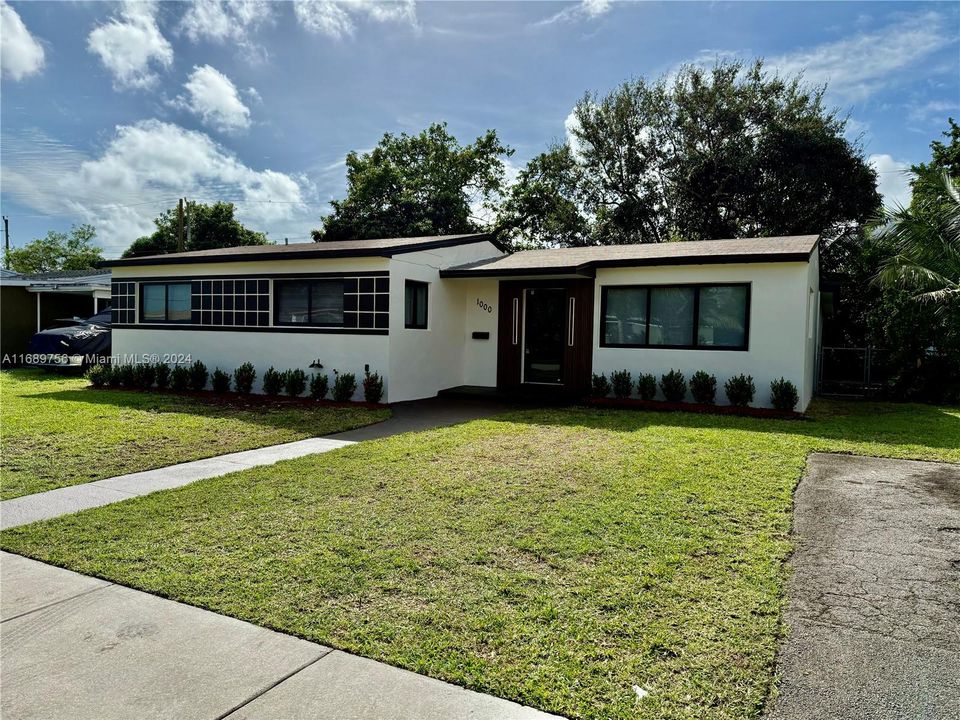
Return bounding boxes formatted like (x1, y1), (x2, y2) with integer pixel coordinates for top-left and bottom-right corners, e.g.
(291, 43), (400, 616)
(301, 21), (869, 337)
(766, 453), (960, 720)
(0, 551), (557, 720)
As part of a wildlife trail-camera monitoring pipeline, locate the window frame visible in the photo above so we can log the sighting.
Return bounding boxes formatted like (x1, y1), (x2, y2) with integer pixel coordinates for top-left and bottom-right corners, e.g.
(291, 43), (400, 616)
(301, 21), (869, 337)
(273, 278), (345, 328)
(599, 282), (750, 351)
(404, 279), (429, 330)
(139, 282), (193, 324)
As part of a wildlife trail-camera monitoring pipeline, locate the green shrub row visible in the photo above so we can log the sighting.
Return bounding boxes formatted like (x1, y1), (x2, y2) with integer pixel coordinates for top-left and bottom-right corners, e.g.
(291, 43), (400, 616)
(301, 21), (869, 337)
(590, 370), (799, 410)
(86, 363), (385, 403)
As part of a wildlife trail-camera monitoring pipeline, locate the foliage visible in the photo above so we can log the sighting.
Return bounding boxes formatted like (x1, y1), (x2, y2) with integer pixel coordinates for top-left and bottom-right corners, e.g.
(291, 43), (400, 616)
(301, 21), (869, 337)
(262, 367), (284, 396)
(153, 363), (171, 390)
(637, 372), (658, 401)
(211, 368), (231, 394)
(233, 363), (256, 395)
(362, 370), (384, 404)
(122, 202), (268, 258)
(332, 371), (357, 402)
(85, 364), (110, 388)
(610, 370), (633, 398)
(132, 363), (156, 390)
(659, 369), (687, 403)
(170, 365), (190, 392)
(725, 374), (756, 407)
(590, 372), (611, 397)
(313, 122), (513, 241)
(909, 118), (960, 213)
(497, 59), (879, 247)
(5, 225), (103, 274)
(284, 368), (307, 397)
(309, 372), (329, 400)
(689, 371), (717, 404)
(770, 378), (799, 412)
(188, 360), (208, 392)
(106, 364), (123, 388)
(117, 364), (136, 389)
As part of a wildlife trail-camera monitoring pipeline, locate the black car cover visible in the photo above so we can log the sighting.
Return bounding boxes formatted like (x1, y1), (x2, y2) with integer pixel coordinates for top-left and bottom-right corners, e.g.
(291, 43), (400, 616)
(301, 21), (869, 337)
(27, 309), (112, 365)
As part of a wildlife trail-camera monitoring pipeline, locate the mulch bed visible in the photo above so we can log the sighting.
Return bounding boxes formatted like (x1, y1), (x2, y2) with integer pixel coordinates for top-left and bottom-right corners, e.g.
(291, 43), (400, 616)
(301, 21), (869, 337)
(584, 395), (805, 420)
(86, 385), (389, 410)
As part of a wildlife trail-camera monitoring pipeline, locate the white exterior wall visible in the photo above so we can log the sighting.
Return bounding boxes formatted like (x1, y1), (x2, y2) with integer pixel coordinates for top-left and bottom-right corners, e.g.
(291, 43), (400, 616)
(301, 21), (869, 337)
(592, 258), (816, 410)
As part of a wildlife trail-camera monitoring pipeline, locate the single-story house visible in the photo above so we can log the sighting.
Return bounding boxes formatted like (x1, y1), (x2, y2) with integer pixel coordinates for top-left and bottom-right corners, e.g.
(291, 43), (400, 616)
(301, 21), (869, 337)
(102, 233), (820, 409)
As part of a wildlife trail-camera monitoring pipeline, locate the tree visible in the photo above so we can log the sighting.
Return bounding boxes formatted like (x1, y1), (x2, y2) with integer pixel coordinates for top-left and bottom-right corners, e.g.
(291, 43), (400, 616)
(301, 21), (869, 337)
(122, 201), (268, 258)
(909, 118), (960, 212)
(312, 122), (513, 241)
(497, 60), (880, 247)
(5, 225), (103, 274)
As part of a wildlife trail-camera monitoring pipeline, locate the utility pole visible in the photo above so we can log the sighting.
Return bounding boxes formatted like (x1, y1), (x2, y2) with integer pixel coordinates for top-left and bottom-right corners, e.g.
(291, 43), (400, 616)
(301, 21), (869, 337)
(177, 198), (185, 252)
(2, 216), (9, 269)
(184, 199), (192, 250)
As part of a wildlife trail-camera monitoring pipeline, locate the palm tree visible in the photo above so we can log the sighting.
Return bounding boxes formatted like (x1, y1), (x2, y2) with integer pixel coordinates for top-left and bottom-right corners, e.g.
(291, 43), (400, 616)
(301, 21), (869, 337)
(874, 171), (960, 314)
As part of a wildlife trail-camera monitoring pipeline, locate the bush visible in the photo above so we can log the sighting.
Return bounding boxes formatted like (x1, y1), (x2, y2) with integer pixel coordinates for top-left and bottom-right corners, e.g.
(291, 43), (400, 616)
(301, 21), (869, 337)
(117, 364), (136, 389)
(770, 377), (799, 411)
(610, 369), (632, 398)
(689, 371), (717, 404)
(725, 374), (755, 407)
(86, 364), (111, 388)
(106, 364), (123, 388)
(363, 370), (384, 403)
(591, 372), (611, 397)
(154, 362), (171, 390)
(309, 372), (329, 400)
(211, 368), (231, 394)
(188, 360), (208, 392)
(233, 362), (256, 395)
(332, 370), (357, 402)
(284, 368), (307, 397)
(659, 369), (687, 403)
(637, 372), (657, 401)
(132, 363), (156, 390)
(170, 365), (190, 391)
(262, 367), (283, 396)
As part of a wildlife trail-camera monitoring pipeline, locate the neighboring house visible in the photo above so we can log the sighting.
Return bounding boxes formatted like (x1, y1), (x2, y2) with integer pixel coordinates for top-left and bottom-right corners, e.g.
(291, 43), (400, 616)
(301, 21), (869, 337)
(102, 233), (820, 409)
(0, 269), (112, 365)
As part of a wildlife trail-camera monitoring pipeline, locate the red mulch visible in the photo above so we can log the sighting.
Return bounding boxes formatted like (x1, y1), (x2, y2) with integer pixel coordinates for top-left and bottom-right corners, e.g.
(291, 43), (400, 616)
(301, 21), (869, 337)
(583, 395), (805, 420)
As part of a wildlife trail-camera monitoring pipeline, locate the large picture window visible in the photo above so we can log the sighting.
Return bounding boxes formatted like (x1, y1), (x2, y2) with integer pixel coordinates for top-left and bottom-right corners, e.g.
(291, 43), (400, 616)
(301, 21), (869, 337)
(404, 280), (428, 329)
(601, 283), (749, 350)
(275, 279), (344, 326)
(140, 282), (192, 323)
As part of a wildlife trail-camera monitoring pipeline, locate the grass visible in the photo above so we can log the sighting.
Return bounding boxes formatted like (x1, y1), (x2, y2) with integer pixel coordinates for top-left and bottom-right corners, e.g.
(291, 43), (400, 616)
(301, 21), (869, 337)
(2, 399), (957, 719)
(0, 369), (389, 500)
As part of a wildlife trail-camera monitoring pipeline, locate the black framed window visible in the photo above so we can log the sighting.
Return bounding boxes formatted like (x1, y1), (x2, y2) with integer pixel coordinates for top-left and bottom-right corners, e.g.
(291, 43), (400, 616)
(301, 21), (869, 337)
(111, 282), (136, 324)
(601, 283), (749, 350)
(404, 280), (428, 329)
(191, 278), (269, 327)
(275, 279), (344, 326)
(140, 282), (192, 323)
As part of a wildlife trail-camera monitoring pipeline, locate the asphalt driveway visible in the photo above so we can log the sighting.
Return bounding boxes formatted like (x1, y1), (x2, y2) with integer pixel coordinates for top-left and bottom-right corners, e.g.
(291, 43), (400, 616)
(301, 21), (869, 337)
(767, 453), (960, 720)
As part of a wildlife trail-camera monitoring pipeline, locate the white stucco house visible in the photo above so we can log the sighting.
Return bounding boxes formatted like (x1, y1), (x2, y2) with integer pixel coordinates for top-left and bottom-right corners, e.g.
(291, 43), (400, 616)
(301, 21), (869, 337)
(103, 232), (820, 409)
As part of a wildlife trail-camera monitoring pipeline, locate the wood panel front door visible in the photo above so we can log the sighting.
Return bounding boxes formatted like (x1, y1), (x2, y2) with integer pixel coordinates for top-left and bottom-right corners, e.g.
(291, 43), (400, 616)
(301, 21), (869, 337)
(497, 279), (594, 398)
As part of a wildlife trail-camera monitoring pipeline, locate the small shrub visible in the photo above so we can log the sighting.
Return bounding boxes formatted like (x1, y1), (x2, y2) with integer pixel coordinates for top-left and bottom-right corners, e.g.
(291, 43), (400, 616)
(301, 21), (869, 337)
(725, 374), (756, 407)
(132, 363), (156, 390)
(363, 370), (384, 403)
(637, 372), (657, 401)
(284, 368), (307, 397)
(170, 365), (190, 391)
(610, 369), (632, 399)
(154, 362), (171, 390)
(211, 368), (231, 393)
(86, 364), (111, 388)
(332, 370), (357, 402)
(770, 377), (799, 411)
(591, 372), (611, 397)
(106, 364), (123, 388)
(233, 362), (256, 395)
(117, 364), (136, 389)
(659, 369), (687, 403)
(309, 372), (329, 400)
(689, 370), (717, 404)
(262, 367), (283, 396)
(188, 360), (208, 392)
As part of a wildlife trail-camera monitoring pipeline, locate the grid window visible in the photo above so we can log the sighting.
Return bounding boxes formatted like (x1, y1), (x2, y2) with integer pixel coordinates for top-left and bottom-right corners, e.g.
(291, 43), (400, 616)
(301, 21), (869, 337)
(140, 283), (192, 323)
(110, 282), (136, 324)
(404, 280), (428, 329)
(275, 279), (344, 326)
(192, 277), (270, 327)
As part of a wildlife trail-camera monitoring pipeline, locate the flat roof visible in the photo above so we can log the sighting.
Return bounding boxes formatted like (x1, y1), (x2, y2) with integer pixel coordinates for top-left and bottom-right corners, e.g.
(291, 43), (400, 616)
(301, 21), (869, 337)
(101, 233), (500, 268)
(440, 235), (819, 277)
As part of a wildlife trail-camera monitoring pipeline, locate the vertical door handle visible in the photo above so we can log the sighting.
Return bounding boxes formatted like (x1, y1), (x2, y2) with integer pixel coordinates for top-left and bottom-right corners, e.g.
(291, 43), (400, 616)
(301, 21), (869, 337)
(512, 297), (519, 345)
(568, 297), (576, 346)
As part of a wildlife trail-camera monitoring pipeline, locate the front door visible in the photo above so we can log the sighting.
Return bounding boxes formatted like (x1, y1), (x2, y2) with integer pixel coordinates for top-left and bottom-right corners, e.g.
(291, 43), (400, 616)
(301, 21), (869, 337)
(497, 279), (594, 397)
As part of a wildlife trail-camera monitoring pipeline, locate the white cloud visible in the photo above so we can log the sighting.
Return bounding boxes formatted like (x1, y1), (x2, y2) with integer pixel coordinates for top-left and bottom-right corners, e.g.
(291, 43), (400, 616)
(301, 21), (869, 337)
(869, 154), (914, 209)
(174, 65), (252, 133)
(535, 0), (612, 27)
(0, 1), (45, 81)
(907, 99), (959, 126)
(87, 1), (173, 90)
(177, 1), (273, 62)
(771, 11), (956, 102)
(294, 0), (418, 40)
(1, 121), (307, 255)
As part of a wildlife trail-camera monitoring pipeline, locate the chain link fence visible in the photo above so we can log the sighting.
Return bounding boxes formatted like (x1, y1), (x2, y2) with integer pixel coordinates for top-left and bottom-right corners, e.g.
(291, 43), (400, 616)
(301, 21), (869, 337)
(818, 347), (892, 396)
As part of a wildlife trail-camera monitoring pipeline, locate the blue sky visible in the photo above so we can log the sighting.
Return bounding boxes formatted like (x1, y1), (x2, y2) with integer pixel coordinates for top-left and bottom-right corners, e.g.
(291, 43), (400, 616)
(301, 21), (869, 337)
(1, 1), (958, 257)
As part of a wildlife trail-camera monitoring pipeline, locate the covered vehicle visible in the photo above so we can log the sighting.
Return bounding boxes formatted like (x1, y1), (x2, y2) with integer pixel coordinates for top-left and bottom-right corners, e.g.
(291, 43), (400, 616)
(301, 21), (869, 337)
(26, 308), (112, 370)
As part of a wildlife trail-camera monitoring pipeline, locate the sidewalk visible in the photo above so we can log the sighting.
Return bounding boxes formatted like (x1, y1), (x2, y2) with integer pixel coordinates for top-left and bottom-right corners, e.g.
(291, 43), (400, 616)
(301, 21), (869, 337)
(1, 551), (557, 720)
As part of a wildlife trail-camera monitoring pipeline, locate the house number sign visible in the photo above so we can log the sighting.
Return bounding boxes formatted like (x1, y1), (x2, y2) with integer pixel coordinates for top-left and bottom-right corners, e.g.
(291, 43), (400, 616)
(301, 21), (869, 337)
(476, 298), (493, 313)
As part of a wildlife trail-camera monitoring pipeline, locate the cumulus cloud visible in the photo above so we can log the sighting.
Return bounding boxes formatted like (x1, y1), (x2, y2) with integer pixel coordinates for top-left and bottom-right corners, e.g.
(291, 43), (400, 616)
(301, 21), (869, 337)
(173, 65), (252, 133)
(535, 0), (612, 27)
(178, 0), (273, 62)
(294, 0), (418, 40)
(87, 1), (173, 90)
(869, 154), (913, 209)
(1, 121), (307, 255)
(0, 1), (45, 81)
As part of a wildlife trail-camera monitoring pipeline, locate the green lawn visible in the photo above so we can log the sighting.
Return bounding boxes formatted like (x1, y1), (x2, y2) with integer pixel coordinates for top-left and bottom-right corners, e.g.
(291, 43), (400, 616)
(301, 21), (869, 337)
(0, 369), (389, 500)
(2, 400), (957, 719)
